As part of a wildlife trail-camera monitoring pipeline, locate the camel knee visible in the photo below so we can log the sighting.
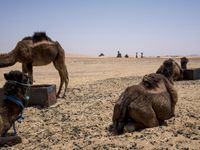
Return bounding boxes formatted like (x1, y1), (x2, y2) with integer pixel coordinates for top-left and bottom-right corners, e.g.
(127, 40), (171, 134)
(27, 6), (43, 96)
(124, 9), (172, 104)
(145, 118), (159, 128)
(125, 122), (145, 132)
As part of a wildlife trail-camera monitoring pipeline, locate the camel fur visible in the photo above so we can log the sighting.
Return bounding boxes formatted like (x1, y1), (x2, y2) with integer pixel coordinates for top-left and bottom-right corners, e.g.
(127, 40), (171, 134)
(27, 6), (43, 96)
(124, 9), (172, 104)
(180, 57), (189, 70)
(110, 62), (178, 135)
(156, 58), (183, 81)
(0, 32), (69, 97)
(0, 70), (30, 146)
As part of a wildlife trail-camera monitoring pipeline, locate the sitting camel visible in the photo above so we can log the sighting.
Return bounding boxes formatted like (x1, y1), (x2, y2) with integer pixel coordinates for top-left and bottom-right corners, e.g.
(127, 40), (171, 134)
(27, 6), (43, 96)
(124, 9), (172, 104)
(0, 32), (69, 98)
(0, 70), (31, 146)
(109, 60), (178, 135)
(180, 57), (189, 70)
(156, 58), (183, 81)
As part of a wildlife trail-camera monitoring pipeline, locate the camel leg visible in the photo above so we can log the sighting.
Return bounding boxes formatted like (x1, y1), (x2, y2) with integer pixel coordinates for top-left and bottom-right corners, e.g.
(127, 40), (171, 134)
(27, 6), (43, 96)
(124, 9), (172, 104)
(128, 102), (159, 130)
(57, 71), (64, 98)
(26, 62), (33, 84)
(62, 65), (69, 98)
(53, 62), (69, 98)
(22, 63), (28, 74)
(53, 42), (69, 98)
(0, 136), (22, 146)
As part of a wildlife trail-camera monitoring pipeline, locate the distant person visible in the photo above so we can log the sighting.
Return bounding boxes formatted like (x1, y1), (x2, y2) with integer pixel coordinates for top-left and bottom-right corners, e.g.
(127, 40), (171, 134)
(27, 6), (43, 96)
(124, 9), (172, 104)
(136, 52), (138, 58)
(116, 51), (122, 58)
(141, 52), (144, 58)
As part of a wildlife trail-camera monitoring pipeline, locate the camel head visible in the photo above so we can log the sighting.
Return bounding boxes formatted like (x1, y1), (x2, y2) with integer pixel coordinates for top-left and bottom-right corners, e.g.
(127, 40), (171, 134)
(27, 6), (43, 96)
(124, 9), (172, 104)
(180, 57), (189, 70)
(3, 70), (31, 108)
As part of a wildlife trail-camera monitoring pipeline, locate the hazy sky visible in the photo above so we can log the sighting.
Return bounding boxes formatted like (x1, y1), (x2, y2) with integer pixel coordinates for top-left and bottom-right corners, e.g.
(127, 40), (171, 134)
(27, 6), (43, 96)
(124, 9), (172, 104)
(0, 0), (200, 56)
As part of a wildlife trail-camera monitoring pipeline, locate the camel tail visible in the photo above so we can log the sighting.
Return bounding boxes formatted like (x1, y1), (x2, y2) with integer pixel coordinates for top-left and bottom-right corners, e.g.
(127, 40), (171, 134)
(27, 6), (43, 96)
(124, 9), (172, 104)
(112, 87), (135, 134)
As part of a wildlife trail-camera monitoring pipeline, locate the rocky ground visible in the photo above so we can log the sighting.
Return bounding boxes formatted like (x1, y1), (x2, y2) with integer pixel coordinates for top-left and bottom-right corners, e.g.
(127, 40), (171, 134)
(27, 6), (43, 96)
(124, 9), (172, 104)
(1, 76), (199, 150)
(0, 57), (199, 149)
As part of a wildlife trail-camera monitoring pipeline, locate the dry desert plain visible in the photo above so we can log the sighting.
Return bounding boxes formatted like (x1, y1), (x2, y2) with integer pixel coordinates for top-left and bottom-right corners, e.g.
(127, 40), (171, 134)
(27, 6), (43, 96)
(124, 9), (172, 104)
(0, 56), (200, 150)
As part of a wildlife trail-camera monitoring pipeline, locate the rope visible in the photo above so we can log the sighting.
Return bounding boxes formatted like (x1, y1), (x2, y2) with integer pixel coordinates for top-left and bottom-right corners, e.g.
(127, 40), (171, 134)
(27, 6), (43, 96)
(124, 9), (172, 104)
(7, 80), (31, 87)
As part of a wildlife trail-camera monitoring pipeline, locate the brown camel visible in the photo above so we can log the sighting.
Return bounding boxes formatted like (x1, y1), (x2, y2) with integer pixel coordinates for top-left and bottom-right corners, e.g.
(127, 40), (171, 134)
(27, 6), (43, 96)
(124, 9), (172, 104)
(156, 58), (183, 81)
(0, 32), (69, 97)
(0, 70), (31, 146)
(180, 57), (189, 70)
(110, 61), (178, 135)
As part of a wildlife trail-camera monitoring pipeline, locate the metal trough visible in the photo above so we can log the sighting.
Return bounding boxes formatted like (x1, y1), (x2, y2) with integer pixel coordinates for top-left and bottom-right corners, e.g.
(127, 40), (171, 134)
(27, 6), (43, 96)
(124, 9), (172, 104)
(0, 84), (57, 108)
(183, 68), (200, 80)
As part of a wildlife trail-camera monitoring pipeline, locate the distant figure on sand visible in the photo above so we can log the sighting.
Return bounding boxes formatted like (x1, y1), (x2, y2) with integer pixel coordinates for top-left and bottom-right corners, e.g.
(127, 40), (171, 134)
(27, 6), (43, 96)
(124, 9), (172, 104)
(141, 52), (144, 58)
(99, 53), (105, 57)
(136, 52), (138, 58)
(116, 51), (122, 58)
(124, 54), (129, 58)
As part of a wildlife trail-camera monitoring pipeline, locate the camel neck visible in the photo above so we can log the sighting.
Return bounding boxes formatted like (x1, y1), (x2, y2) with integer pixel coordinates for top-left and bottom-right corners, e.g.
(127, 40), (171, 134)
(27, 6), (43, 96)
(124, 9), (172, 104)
(0, 50), (17, 68)
(5, 96), (24, 110)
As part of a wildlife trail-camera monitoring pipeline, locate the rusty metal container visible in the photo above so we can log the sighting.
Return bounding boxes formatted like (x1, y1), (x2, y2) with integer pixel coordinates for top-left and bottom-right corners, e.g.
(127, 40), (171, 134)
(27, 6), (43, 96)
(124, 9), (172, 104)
(183, 68), (200, 80)
(0, 84), (57, 108)
(28, 84), (57, 107)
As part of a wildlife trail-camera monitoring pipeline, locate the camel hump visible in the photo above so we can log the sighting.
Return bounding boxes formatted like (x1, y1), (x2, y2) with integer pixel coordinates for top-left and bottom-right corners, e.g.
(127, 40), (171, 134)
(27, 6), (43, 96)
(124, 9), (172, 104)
(32, 32), (52, 43)
(22, 36), (32, 41)
(141, 73), (164, 89)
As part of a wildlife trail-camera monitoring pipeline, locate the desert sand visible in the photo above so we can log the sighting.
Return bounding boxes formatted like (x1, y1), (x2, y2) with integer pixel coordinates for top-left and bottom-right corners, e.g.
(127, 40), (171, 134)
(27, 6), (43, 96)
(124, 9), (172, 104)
(0, 56), (199, 150)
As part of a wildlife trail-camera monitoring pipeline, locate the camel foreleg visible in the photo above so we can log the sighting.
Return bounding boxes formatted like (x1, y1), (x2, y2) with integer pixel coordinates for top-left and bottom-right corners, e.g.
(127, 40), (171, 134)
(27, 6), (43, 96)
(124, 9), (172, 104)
(26, 62), (33, 84)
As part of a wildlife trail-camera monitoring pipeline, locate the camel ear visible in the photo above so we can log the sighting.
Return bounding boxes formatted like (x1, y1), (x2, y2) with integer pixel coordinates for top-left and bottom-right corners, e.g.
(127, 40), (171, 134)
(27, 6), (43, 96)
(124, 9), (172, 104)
(4, 73), (9, 80)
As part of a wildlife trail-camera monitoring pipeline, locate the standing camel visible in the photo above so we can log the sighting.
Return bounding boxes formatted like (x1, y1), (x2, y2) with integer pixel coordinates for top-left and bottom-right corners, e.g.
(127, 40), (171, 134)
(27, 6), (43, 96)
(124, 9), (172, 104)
(0, 32), (69, 98)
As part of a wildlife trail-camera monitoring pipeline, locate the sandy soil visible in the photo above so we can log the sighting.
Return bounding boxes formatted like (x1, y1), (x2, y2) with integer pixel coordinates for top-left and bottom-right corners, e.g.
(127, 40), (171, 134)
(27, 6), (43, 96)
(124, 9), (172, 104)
(0, 56), (200, 150)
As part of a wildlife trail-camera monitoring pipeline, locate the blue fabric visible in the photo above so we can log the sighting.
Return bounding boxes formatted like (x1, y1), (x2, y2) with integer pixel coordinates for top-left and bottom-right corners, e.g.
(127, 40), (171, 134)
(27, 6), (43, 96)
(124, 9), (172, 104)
(4, 95), (25, 135)
(4, 95), (24, 109)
